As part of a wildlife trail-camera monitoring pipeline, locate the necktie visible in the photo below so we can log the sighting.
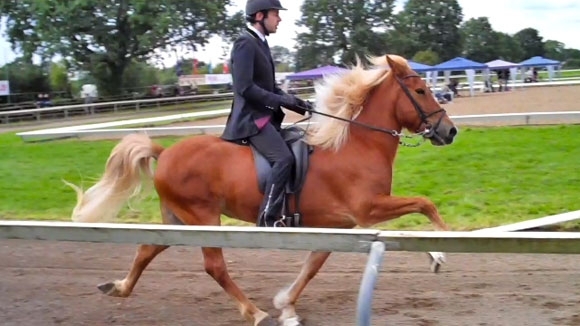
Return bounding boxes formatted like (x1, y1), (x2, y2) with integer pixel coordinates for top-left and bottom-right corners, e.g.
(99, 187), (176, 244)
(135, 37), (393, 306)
(263, 39), (272, 57)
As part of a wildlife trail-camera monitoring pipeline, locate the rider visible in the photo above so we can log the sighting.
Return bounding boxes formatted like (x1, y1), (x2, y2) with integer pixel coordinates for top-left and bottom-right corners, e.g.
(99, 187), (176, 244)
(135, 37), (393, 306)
(221, 0), (313, 227)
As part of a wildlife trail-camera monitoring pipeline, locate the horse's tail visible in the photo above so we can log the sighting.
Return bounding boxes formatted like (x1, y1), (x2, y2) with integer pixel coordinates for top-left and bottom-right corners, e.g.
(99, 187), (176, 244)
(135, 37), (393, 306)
(64, 133), (165, 223)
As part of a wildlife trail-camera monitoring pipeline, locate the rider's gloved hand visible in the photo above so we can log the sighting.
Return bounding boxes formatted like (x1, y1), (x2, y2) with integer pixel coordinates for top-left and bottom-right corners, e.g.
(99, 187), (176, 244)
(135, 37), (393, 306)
(279, 93), (299, 109)
(295, 97), (313, 111)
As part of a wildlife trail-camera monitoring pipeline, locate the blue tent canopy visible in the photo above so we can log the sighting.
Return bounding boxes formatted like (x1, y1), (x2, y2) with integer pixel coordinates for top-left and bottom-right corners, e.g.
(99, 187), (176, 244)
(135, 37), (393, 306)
(286, 65), (348, 80)
(518, 56), (560, 67)
(433, 57), (488, 70)
(408, 60), (436, 72)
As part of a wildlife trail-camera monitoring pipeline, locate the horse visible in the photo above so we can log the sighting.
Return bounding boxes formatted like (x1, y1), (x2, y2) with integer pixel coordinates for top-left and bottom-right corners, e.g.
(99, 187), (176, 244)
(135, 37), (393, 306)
(66, 54), (458, 326)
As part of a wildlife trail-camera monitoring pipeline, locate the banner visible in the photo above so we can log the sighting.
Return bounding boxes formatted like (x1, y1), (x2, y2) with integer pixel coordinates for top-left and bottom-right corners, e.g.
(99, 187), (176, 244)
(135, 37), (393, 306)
(0, 80), (9, 96)
(204, 74), (232, 85)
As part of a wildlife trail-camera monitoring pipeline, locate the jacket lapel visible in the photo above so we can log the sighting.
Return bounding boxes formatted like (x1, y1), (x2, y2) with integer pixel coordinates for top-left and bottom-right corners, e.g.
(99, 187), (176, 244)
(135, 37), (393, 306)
(245, 28), (275, 72)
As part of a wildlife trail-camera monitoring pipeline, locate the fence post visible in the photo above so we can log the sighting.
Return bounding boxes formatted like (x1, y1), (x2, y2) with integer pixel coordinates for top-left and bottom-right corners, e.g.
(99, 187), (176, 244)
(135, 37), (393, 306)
(356, 240), (386, 326)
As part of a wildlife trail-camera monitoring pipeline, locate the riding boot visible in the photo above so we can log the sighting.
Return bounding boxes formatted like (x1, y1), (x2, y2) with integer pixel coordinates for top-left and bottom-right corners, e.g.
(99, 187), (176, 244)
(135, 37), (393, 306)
(257, 182), (287, 227)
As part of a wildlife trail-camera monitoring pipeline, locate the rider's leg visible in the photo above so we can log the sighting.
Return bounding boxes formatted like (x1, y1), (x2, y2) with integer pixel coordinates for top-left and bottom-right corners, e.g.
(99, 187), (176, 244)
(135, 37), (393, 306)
(248, 123), (294, 227)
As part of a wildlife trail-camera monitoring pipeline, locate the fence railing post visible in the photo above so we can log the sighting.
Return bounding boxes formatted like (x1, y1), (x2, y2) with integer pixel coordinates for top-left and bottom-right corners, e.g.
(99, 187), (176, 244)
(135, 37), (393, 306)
(356, 240), (386, 326)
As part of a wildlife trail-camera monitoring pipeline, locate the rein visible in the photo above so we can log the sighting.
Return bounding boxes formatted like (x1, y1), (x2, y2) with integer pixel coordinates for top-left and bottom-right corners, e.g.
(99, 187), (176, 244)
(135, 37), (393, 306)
(291, 74), (446, 147)
(294, 106), (428, 147)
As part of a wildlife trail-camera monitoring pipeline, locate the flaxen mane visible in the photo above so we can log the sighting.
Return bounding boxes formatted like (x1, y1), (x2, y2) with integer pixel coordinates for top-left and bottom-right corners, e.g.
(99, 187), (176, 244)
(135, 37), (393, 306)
(305, 55), (411, 151)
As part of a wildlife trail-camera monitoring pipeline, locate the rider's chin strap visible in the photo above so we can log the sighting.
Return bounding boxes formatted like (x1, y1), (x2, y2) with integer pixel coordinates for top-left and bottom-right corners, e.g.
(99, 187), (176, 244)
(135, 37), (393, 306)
(257, 11), (269, 36)
(259, 20), (269, 36)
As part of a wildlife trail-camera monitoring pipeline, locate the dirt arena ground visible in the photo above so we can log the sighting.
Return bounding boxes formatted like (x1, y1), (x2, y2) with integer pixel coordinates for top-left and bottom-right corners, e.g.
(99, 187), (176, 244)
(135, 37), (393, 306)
(2, 85), (580, 326)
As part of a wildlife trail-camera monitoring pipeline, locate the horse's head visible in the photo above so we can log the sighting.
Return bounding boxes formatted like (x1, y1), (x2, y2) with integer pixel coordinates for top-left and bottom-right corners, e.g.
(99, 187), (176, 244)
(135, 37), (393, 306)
(386, 55), (458, 146)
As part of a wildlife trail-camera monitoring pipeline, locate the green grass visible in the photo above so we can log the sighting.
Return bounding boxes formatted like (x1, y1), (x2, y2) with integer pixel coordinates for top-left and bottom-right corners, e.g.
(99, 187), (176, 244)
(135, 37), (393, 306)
(538, 69), (580, 79)
(1, 124), (579, 230)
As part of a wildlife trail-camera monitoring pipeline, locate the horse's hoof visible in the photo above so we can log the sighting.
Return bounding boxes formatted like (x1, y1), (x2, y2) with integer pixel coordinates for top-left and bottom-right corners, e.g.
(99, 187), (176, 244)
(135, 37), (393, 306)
(281, 316), (302, 326)
(427, 252), (446, 273)
(430, 261), (441, 273)
(256, 316), (277, 326)
(97, 281), (126, 297)
(98, 282), (115, 294)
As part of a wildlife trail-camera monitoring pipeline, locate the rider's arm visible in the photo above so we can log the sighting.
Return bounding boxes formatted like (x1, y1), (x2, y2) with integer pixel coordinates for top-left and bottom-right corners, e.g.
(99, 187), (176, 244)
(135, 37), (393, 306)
(231, 37), (290, 110)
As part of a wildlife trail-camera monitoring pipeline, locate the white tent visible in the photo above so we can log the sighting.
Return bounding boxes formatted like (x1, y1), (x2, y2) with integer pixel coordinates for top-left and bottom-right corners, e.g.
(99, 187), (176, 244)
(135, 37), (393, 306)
(431, 57), (489, 96)
(484, 59), (521, 90)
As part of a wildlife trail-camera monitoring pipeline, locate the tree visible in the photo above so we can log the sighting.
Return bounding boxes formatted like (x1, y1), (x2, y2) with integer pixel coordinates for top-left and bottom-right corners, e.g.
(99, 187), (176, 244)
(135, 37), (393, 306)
(513, 28), (545, 60)
(563, 48), (580, 60)
(461, 17), (498, 63)
(123, 61), (161, 91)
(1, 59), (50, 96)
(543, 40), (566, 61)
(0, 0), (244, 96)
(494, 32), (524, 62)
(270, 46), (294, 70)
(396, 0), (463, 61)
(412, 50), (440, 66)
(294, 0), (396, 70)
(48, 61), (70, 94)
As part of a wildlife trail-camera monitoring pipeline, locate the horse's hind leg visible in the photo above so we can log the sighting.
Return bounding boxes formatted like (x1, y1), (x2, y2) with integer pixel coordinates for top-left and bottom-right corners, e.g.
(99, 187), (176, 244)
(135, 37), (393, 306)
(97, 204), (176, 297)
(202, 247), (275, 326)
(98, 244), (168, 297)
(273, 251), (332, 325)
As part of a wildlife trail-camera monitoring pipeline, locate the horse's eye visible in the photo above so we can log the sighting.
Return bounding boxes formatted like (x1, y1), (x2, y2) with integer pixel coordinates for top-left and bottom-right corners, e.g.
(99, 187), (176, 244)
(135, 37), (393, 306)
(415, 89), (425, 95)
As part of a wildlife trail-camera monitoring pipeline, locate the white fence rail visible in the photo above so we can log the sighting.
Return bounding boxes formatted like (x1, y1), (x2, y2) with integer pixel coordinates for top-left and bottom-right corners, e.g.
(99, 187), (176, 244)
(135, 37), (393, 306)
(2, 220), (580, 254)
(16, 110), (580, 142)
(2, 218), (580, 325)
(0, 92), (235, 124)
(0, 87), (315, 124)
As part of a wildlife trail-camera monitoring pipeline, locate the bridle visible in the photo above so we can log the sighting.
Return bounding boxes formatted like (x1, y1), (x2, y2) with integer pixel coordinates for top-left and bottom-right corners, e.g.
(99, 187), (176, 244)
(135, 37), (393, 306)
(394, 74), (447, 146)
(295, 73), (448, 147)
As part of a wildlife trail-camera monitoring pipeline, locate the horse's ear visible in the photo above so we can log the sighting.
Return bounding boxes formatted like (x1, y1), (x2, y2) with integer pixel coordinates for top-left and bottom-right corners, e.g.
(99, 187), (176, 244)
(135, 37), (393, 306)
(386, 55), (404, 77)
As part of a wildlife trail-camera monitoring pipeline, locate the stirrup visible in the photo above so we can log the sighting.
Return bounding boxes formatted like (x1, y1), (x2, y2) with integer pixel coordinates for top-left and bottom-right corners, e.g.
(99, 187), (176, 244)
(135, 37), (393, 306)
(273, 217), (287, 228)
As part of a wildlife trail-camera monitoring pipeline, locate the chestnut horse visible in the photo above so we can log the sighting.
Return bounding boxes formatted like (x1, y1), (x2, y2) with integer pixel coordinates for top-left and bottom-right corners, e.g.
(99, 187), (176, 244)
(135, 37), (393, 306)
(67, 54), (457, 326)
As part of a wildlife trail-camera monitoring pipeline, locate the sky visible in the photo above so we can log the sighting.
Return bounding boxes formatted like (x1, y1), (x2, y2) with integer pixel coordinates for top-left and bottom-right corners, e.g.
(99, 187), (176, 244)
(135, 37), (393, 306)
(1, 0), (579, 67)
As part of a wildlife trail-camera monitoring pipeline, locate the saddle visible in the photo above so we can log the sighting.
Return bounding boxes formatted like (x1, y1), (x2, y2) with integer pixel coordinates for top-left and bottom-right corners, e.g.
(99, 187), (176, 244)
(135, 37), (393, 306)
(233, 126), (313, 227)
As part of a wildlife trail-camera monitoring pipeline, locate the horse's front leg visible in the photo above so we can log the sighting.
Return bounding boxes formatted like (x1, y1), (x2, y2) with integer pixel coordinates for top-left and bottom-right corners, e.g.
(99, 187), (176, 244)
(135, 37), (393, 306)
(273, 251), (332, 325)
(360, 194), (450, 272)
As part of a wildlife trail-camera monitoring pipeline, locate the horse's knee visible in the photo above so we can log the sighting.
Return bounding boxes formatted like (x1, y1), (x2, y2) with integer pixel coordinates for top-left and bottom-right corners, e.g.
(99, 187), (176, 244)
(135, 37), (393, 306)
(204, 257), (228, 283)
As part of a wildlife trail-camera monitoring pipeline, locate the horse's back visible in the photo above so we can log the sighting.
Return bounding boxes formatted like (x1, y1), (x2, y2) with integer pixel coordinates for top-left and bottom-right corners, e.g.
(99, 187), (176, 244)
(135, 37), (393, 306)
(154, 134), (256, 191)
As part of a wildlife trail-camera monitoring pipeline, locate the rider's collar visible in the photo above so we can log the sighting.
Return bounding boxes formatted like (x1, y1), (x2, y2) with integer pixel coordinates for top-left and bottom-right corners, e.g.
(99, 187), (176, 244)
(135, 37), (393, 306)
(247, 24), (266, 42)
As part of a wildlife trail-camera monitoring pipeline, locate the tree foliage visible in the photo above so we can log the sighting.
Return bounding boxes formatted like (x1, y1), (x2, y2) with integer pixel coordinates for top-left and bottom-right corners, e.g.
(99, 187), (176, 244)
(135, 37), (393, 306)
(461, 17), (499, 63)
(3, 0), (580, 98)
(0, 0), (244, 95)
(395, 0), (463, 61)
(513, 28), (545, 60)
(412, 50), (440, 66)
(294, 0), (396, 70)
(48, 61), (70, 93)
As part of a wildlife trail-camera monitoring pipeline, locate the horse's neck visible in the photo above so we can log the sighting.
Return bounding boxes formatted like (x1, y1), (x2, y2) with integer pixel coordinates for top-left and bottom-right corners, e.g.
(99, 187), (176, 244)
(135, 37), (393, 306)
(348, 83), (401, 161)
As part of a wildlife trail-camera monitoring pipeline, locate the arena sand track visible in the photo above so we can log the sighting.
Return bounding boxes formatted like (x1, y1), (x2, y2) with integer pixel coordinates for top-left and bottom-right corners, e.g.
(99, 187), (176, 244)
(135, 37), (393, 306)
(1, 85), (580, 326)
(1, 241), (579, 326)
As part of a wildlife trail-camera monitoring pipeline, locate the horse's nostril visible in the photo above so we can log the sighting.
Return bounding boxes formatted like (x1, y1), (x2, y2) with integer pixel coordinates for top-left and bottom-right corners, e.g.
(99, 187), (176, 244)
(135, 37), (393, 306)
(449, 127), (458, 138)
